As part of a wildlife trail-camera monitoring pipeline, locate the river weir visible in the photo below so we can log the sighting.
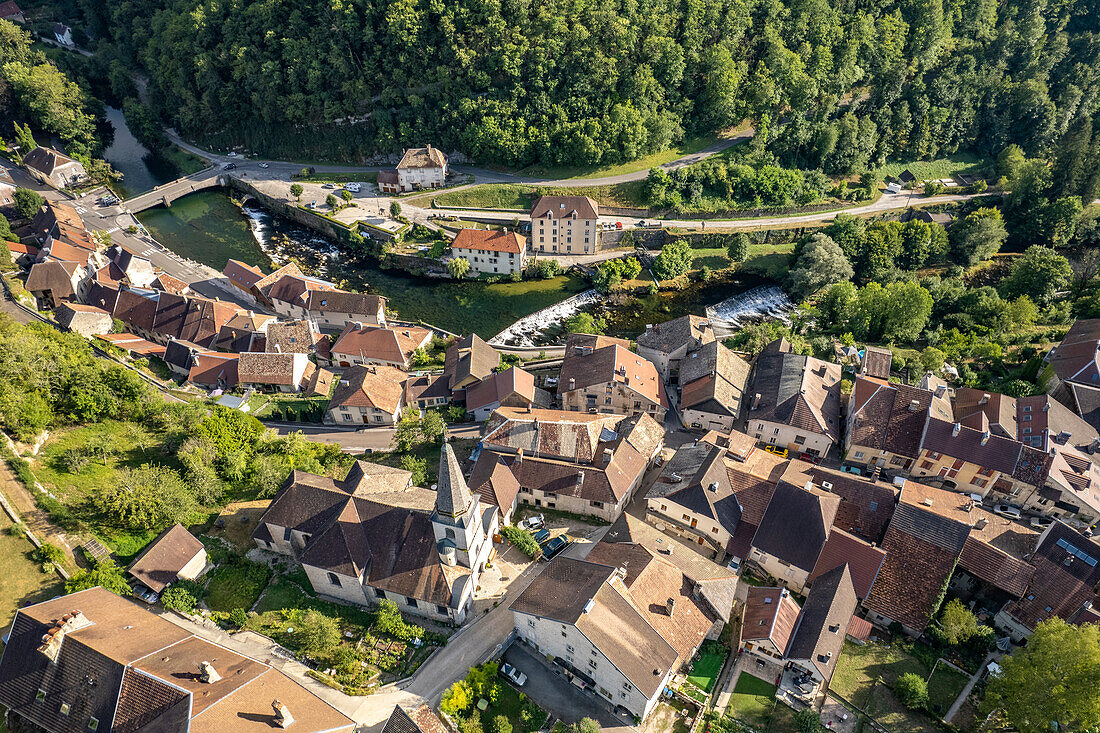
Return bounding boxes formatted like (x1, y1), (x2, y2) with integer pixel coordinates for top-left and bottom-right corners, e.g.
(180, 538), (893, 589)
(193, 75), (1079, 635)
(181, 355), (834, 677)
(705, 285), (794, 335)
(489, 289), (602, 347)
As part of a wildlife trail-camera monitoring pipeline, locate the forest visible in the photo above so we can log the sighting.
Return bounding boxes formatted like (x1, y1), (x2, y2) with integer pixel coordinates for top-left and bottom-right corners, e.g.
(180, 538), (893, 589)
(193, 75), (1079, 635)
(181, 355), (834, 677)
(45, 0), (1099, 171)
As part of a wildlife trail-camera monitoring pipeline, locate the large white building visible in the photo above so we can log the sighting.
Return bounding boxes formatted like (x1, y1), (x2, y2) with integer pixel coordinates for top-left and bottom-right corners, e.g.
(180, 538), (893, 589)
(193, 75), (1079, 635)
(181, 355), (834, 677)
(530, 195), (599, 255)
(377, 146), (448, 193)
(450, 228), (528, 276)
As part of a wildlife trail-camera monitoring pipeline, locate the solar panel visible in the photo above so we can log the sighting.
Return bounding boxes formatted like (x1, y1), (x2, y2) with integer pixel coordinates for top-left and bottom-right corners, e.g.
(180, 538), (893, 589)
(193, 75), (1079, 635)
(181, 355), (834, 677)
(1056, 537), (1098, 566)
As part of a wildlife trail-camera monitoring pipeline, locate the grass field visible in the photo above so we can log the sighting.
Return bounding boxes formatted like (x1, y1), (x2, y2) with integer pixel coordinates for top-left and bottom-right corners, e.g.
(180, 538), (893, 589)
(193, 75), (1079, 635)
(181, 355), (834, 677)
(434, 180), (647, 210)
(0, 514), (63, 635)
(204, 561), (273, 612)
(687, 651), (725, 692)
(876, 152), (989, 182)
(728, 672), (777, 728)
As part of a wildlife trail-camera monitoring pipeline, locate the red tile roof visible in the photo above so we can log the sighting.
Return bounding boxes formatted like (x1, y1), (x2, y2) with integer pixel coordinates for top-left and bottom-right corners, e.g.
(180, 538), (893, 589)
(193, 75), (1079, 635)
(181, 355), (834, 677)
(452, 228), (525, 254)
(808, 528), (886, 599)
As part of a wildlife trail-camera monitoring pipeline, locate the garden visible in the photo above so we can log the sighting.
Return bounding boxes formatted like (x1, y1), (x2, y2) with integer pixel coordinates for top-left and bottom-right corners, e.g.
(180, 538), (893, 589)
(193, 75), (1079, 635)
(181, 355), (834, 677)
(685, 640), (728, 694)
(441, 662), (549, 733)
(724, 672), (777, 729)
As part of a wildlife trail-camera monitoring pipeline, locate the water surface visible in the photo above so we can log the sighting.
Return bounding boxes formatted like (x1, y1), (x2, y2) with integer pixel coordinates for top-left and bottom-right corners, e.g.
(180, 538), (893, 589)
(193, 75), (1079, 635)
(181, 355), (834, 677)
(102, 107), (182, 197)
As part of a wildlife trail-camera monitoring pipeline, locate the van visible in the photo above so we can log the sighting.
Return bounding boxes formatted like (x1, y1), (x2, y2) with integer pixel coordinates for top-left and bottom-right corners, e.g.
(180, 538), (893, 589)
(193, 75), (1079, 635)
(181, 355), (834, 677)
(345, 183), (361, 193)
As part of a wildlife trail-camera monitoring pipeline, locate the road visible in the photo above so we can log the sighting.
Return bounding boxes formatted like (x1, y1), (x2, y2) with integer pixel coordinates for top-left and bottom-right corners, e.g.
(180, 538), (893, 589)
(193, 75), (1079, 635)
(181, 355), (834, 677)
(269, 421), (482, 453)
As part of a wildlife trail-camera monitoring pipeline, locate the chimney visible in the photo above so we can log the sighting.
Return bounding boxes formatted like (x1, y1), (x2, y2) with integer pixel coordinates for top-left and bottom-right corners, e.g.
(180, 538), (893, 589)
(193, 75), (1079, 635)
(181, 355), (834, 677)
(645, 324), (653, 332)
(908, 399), (921, 412)
(354, 321), (364, 329)
(272, 700), (295, 729)
(981, 430), (990, 446)
(568, 377), (575, 390)
(751, 393), (762, 410)
(975, 517), (988, 530)
(708, 481), (719, 492)
(603, 448), (614, 466)
(199, 661), (222, 684)
(952, 423), (961, 437)
(275, 343), (281, 353)
(517, 448), (524, 465)
(37, 610), (92, 664)
(979, 393), (990, 405)
(665, 598), (676, 615)
(1043, 401), (1050, 412)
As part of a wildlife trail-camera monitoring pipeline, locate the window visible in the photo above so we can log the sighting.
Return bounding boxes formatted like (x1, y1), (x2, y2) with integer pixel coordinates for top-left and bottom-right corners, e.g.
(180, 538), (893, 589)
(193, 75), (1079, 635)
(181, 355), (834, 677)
(854, 451), (865, 459)
(921, 460), (934, 469)
(1023, 415), (1032, 421)
(446, 528), (455, 539)
(757, 423), (765, 431)
(375, 587), (386, 599)
(795, 435), (806, 445)
(567, 644), (575, 653)
(772, 428), (780, 435)
(283, 527), (292, 541)
(60, 703), (71, 716)
(620, 692), (628, 700)
(869, 501), (879, 511)
(711, 527), (718, 533)
(328, 572), (341, 587)
(562, 630), (568, 637)
(591, 500), (604, 508)
(88, 718), (99, 731)
(588, 659), (597, 669)
(36, 689), (46, 703)
(683, 514), (691, 521)
(623, 682), (631, 690)
(1023, 405), (1032, 412)
(406, 597), (419, 608)
(528, 618), (536, 627)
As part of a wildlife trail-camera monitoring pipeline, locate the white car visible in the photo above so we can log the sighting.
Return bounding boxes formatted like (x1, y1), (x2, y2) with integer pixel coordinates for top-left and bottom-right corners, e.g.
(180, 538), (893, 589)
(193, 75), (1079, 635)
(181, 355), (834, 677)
(226, 152), (240, 158)
(518, 514), (544, 531)
(1030, 516), (1053, 529)
(500, 663), (527, 686)
(993, 504), (1022, 520)
(344, 182), (362, 193)
(259, 162), (270, 169)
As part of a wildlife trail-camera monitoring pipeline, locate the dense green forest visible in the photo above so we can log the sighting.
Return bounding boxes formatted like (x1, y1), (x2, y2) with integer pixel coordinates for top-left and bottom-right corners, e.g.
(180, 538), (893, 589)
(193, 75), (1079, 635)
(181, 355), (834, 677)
(53, 0), (1096, 171)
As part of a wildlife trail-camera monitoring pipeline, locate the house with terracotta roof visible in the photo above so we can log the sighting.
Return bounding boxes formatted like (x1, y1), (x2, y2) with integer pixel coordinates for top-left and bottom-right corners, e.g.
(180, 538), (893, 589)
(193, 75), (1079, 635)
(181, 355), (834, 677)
(678, 340), (751, 433)
(995, 521), (1100, 641)
(31, 202), (84, 242)
(331, 324), (432, 369)
(22, 146), (87, 189)
(5, 239), (37, 265)
(809, 466), (897, 544)
(465, 366), (548, 421)
(188, 352), (240, 390)
(325, 365), (408, 426)
(0, 2), (25, 22)
(467, 451), (522, 523)
(450, 228), (527, 275)
(305, 289), (388, 330)
(54, 302), (112, 337)
(488, 411), (664, 522)
(212, 310), (275, 353)
(405, 373), (452, 411)
(845, 376), (953, 476)
(96, 332), (166, 359)
(223, 258), (265, 298)
(377, 145), (448, 193)
(127, 523), (208, 594)
(382, 704), (449, 733)
(740, 586), (801, 664)
(636, 314), (716, 382)
(444, 333), (500, 401)
(863, 482), (973, 635)
(510, 554), (713, 721)
(0, 588), (356, 733)
(253, 447), (497, 625)
(237, 351), (334, 395)
(1041, 318), (1100, 430)
(558, 334), (667, 421)
(860, 345), (893, 379)
(747, 339), (842, 459)
(530, 195), (599, 255)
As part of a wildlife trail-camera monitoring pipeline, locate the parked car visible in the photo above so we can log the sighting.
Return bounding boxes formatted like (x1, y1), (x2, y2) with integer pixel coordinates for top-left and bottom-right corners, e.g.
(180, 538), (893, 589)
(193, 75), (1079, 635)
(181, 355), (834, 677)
(533, 528), (551, 545)
(307, 201), (318, 209)
(967, 493), (984, 503)
(1030, 515), (1054, 529)
(518, 513), (544, 531)
(345, 182), (362, 193)
(322, 183), (336, 189)
(222, 162), (236, 170)
(993, 504), (1023, 520)
(226, 152), (240, 158)
(132, 584), (158, 604)
(542, 534), (572, 559)
(500, 663), (527, 687)
(764, 445), (788, 458)
(258, 162), (270, 168)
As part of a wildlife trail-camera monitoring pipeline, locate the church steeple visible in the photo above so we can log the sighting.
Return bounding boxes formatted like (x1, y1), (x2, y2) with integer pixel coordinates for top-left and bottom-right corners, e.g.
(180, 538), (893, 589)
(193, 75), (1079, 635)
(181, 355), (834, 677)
(436, 443), (473, 520)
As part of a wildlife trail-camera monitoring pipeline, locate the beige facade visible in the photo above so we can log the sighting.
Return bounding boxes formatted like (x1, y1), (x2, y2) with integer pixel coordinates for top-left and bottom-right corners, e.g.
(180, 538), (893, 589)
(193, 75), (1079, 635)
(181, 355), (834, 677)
(560, 382), (666, 422)
(749, 419), (834, 458)
(749, 547), (812, 593)
(328, 401), (403, 426)
(512, 615), (671, 720)
(517, 483), (630, 523)
(645, 499), (730, 558)
(908, 448), (1018, 499)
(531, 215), (597, 254)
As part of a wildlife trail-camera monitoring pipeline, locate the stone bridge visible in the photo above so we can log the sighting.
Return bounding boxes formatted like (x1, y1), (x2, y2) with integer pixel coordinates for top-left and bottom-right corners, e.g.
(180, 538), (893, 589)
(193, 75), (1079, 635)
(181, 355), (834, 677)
(122, 168), (225, 213)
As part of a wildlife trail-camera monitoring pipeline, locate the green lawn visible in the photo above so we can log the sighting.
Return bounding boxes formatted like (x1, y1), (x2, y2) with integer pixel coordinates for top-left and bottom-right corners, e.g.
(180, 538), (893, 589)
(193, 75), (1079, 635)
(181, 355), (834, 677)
(204, 561), (273, 612)
(479, 679), (548, 733)
(728, 672), (777, 728)
(687, 651), (725, 692)
(255, 576), (310, 614)
(866, 684), (939, 733)
(33, 421), (164, 502)
(161, 145), (208, 176)
(927, 664), (969, 714)
(433, 180), (647, 211)
(0, 514), (63, 635)
(876, 152), (989, 182)
(516, 133), (723, 180)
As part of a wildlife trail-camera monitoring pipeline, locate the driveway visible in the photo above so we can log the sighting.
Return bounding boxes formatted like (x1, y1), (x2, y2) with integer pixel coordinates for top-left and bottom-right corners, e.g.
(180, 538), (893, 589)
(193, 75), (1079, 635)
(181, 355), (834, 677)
(503, 643), (634, 732)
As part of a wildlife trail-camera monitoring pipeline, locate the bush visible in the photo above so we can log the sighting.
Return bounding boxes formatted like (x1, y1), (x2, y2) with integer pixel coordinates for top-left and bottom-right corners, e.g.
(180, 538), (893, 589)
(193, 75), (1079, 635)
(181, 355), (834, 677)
(298, 610), (341, 657)
(161, 586), (198, 613)
(441, 679), (474, 716)
(229, 608), (249, 627)
(500, 525), (541, 558)
(894, 672), (929, 710)
(33, 542), (66, 570)
(492, 715), (512, 733)
(794, 708), (825, 732)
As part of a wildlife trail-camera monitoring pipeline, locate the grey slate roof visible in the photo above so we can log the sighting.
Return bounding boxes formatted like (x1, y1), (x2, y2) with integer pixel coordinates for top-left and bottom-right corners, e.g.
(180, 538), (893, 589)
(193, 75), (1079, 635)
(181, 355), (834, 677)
(436, 443), (473, 520)
(751, 480), (840, 573)
(785, 564), (858, 681)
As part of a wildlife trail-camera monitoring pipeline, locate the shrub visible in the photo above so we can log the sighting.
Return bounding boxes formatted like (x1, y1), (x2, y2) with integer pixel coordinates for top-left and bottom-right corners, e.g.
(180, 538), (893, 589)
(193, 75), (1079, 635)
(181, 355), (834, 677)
(298, 610), (341, 656)
(229, 608), (249, 627)
(500, 525), (541, 558)
(894, 672), (929, 710)
(33, 542), (66, 568)
(161, 586), (198, 613)
(492, 715), (512, 733)
(794, 708), (825, 732)
(441, 679), (474, 716)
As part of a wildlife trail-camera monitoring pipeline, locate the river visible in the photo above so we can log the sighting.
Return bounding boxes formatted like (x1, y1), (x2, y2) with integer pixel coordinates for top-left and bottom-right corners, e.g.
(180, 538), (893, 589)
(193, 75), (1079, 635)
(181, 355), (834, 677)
(102, 106), (191, 197)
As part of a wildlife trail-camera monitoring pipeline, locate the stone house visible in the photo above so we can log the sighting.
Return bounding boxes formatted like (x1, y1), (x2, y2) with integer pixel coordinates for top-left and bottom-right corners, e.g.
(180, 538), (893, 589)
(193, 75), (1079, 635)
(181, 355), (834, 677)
(558, 334), (667, 421)
(377, 146), (448, 193)
(23, 146), (87, 189)
(325, 365), (407, 426)
(530, 195), (599, 255)
(54, 302), (112, 337)
(331, 324), (432, 369)
(636, 315), (716, 383)
(450, 228), (527, 276)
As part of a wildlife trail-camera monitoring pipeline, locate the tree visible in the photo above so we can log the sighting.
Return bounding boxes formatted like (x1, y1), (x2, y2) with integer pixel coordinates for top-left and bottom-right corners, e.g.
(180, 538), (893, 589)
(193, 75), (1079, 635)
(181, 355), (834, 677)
(563, 312), (606, 334)
(340, 189), (353, 204)
(93, 464), (195, 531)
(919, 346), (946, 374)
(65, 559), (130, 595)
(984, 619), (1100, 732)
(298, 610), (340, 657)
(448, 257), (470, 279)
(229, 608), (248, 627)
(651, 240), (693, 281)
(420, 410), (446, 442)
(12, 121), (35, 156)
(290, 183), (304, 201)
(937, 599), (983, 645)
(533, 258), (561, 279)
(399, 454), (428, 485)
(569, 719), (601, 733)
(895, 673), (929, 710)
(441, 680), (474, 716)
(491, 715), (511, 733)
(325, 193), (339, 210)
(726, 233), (750, 262)
(12, 187), (43, 219)
(1002, 246), (1071, 305)
(794, 708), (824, 733)
(997, 144), (1026, 180)
(787, 233), (853, 300)
(161, 586), (198, 613)
(950, 208), (1006, 266)
(390, 201), (402, 218)
(393, 409), (424, 451)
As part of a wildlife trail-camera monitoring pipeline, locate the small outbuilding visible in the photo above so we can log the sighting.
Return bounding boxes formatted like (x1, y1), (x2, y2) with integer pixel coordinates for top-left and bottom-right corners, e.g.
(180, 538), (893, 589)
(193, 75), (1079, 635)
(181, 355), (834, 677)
(127, 523), (208, 593)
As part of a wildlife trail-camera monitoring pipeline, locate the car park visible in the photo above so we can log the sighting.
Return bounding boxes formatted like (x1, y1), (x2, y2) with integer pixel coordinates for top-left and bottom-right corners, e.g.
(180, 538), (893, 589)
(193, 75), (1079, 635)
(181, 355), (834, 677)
(993, 504), (1022, 520)
(518, 514), (544, 531)
(542, 534), (572, 559)
(501, 663), (528, 686)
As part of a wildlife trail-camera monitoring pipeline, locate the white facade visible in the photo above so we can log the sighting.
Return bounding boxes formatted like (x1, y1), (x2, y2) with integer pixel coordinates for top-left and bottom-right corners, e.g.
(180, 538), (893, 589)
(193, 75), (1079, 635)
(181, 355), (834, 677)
(451, 246), (527, 276)
(749, 419), (834, 458)
(328, 401), (403, 426)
